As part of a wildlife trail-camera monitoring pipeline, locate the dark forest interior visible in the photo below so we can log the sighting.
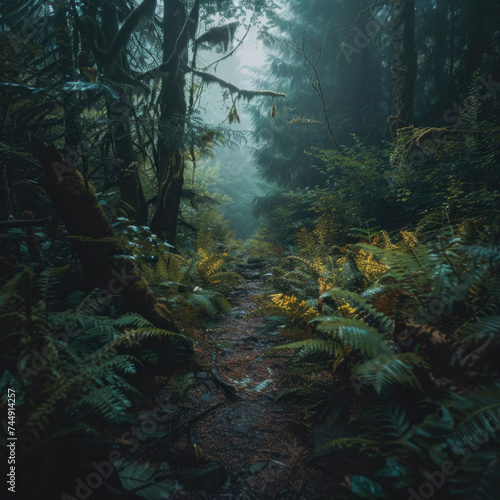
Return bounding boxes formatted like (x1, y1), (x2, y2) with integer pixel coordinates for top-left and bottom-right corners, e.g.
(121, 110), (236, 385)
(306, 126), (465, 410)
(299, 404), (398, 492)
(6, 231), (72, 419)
(1, 0), (500, 499)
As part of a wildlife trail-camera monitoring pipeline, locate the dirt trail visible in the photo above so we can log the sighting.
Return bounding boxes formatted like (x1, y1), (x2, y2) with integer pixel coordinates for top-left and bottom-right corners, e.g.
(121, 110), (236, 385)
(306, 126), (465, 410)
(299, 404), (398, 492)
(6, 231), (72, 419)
(165, 261), (328, 499)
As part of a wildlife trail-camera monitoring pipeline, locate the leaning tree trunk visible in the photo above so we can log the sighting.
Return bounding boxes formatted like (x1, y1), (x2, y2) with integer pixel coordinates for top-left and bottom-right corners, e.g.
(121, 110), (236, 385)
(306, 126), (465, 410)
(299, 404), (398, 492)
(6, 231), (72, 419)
(35, 140), (179, 333)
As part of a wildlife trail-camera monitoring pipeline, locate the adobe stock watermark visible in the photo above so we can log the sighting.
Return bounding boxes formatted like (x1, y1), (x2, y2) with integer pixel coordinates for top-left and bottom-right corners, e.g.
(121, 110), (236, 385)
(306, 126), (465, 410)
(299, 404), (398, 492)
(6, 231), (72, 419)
(342, 1), (401, 64)
(17, 269), (134, 384)
(61, 388), (177, 500)
(407, 407), (500, 500)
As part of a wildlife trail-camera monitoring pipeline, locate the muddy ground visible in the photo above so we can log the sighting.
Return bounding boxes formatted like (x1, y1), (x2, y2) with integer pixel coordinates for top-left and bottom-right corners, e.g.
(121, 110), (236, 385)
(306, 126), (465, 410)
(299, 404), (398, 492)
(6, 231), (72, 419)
(126, 261), (334, 499)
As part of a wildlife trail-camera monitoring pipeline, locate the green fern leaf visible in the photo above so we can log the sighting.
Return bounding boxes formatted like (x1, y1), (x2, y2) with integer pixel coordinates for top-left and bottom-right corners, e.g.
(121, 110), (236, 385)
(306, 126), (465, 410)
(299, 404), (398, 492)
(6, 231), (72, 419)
(353, 353), (430, 393)
(316, 318), (390, 357)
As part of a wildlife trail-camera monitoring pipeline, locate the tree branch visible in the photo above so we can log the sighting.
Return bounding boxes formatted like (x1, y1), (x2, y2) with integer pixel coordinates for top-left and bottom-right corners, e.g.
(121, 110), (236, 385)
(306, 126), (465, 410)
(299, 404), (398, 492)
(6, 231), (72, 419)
(182, 65), (286, 100)
(102, 0), (157, 66)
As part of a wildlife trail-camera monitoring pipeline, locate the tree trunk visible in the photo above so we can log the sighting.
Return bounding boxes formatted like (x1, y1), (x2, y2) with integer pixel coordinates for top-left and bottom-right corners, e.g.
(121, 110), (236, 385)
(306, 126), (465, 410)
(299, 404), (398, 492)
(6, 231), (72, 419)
(388, 0), (417, 133)
(87, 1), (147, 223)
(150, 0), (187, 243)
(35, 140), (179, 333)
(463, 0), (487, 88)
(54, 3), (79, 150)
(109, 96), (148, 224)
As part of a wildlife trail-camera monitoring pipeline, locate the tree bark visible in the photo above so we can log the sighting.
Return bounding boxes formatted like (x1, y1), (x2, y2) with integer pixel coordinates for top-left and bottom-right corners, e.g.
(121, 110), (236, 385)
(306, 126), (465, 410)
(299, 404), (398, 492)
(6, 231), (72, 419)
(54, 2), (79, 150)
(85, 1), (147, 224)
(150, 0), (188, 243)
(35, 140), (179, 333)
(463, 0), (487, 87)
(388, 0), (417, 133)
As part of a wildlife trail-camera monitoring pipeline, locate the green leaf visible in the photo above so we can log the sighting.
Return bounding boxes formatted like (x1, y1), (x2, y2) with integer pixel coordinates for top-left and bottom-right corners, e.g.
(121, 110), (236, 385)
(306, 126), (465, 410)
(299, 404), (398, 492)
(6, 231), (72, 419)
(349, 475), (386, 498)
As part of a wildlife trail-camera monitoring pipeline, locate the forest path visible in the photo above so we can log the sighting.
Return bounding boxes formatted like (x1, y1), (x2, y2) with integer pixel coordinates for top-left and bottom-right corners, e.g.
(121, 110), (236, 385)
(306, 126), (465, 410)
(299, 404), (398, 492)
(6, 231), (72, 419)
(166, 259), (328, 499)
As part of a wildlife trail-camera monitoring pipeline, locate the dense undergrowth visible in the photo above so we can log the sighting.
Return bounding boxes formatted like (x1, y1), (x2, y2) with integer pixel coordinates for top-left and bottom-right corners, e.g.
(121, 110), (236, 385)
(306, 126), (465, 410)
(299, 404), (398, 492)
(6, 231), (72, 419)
(2, 115), (500, 499)
(0, 190), (245, 498)
(253, 219), (500, 499)
(242, 82), (500, 498)
(1, 1), (500, 497)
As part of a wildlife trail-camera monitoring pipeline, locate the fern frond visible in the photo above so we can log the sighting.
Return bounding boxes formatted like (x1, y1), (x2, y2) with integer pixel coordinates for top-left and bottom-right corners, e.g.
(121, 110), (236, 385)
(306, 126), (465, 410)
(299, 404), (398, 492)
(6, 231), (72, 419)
(462, 245), (500, 268)
(187, 290), (229, 318)
(317, 436), (380, 453)
(461, 315), (500, 340)
(76, 385), (133, 423)
(113, 313), (153, 329)
(321, 288), (394, 335)
(353, 353), (430, 394)
(449, 452), (500, 499)
(316, 318), (390, 357)
(271, 339), (339, 356)
(447, 382), (500, 447)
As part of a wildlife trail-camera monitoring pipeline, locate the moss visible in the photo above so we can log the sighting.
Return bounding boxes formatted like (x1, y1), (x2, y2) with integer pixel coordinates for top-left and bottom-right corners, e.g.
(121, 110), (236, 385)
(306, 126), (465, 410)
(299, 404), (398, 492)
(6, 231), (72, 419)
(36, 140), (181, 340)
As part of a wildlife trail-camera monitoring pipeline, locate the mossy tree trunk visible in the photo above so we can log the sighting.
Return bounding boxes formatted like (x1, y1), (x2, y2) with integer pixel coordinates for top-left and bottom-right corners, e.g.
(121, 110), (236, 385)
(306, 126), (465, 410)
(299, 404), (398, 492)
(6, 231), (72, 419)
(150, 0), (189, 244)
(35, 140), (179, 333)
(83, 1), (148, 224)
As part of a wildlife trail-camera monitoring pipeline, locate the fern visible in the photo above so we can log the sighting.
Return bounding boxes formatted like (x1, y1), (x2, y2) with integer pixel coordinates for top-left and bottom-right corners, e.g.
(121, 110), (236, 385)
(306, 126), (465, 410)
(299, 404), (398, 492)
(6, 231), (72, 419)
(449, 454), (500, 500)
(317, 436), (381, 453)
(461, 314), (500, 340)
(76, 385), (134, 424)
(170, 372), (195, 403)
(271, 339), (340, 357)
(187, 289), (231, 318)
(276, 382), (333, 421)
(113, 312), (155, 328)
(353, 352), (430, 394)
(447, 382), (500, 447)
(0, 267), (191, 452)
(462, 245), (500, 268)
(321, 288), (394, 334)
(316, 318), (390, 357)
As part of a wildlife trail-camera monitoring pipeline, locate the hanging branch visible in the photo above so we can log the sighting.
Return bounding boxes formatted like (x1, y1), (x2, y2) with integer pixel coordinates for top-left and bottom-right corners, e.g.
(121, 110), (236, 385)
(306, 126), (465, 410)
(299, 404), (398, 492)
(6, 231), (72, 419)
(182, 65), (286, 101)
(194, 21), (239, 54)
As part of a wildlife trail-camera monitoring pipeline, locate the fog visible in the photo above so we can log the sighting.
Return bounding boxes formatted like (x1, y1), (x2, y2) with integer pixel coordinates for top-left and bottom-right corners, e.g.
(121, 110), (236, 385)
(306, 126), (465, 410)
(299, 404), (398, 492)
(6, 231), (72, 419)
(195, 24), (268, 239)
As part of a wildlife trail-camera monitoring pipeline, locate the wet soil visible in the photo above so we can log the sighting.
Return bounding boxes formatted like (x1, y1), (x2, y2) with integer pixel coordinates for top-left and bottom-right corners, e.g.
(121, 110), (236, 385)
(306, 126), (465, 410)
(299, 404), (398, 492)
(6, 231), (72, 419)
(141, 262), (330, 499)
